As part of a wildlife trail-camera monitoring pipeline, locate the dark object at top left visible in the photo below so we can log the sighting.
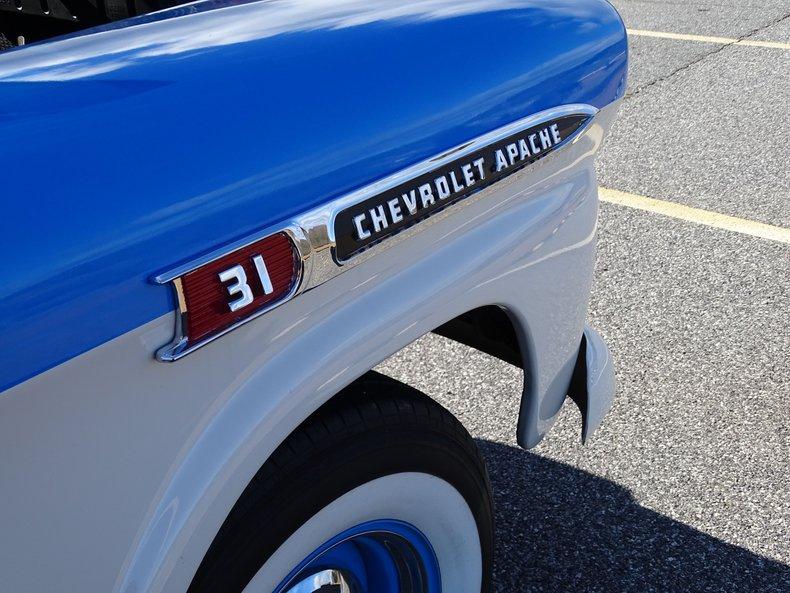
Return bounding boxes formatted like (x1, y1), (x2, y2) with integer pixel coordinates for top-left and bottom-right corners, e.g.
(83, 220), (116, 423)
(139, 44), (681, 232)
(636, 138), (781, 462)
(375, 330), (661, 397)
(0, 0), (189, 48)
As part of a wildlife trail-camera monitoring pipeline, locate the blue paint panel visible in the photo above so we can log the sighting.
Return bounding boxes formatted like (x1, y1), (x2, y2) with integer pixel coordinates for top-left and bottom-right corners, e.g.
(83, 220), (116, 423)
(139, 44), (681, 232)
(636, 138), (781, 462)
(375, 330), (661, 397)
(0, 0), (627, 391)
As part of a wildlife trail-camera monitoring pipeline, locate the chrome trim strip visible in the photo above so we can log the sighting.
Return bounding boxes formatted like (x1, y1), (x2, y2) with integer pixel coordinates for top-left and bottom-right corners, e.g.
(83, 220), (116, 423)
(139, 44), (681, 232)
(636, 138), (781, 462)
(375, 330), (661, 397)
(328, 104), (597, 265)
(153, 223), (312, 284)
(154, 103), (597, 361)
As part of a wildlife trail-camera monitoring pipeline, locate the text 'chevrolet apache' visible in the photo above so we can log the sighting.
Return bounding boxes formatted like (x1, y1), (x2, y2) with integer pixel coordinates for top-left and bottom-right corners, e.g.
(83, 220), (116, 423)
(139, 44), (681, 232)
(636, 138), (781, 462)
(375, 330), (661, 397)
(335, 114), (590, 260)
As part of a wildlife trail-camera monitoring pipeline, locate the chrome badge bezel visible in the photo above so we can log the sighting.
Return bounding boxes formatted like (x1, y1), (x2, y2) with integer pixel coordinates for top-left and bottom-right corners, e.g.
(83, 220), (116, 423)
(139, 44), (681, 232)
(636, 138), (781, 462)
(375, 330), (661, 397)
(153, 224), (312, 361)
(154, 103), (597, 361)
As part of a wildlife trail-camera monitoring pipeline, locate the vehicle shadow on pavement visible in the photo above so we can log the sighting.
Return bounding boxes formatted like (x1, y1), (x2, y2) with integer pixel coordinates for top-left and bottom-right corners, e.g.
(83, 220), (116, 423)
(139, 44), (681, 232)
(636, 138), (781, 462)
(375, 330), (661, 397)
(475, 440), (790, 593)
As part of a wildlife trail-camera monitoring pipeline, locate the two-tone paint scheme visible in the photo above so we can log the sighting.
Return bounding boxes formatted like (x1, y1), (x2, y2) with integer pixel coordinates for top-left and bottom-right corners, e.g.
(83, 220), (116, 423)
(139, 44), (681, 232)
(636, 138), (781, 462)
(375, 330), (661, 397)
(0, 1), (627, 592)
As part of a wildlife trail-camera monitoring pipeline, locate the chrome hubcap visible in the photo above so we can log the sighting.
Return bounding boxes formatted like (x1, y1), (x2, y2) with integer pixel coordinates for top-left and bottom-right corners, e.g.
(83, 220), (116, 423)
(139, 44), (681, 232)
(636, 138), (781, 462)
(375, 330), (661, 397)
(275, 520), (441, 593)
(284, 569), (353, 593)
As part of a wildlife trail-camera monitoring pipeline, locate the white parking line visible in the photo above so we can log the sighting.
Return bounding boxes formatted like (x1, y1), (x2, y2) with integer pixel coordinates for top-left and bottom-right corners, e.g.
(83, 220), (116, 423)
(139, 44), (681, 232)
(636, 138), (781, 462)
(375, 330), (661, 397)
(627, 29), (790, 50)
(598, 187), (790, 244)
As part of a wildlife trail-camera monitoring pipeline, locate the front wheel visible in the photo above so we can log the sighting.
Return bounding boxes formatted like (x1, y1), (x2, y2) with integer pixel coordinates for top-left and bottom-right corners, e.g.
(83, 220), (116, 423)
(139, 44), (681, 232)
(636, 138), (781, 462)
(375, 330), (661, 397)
(188, 372), (494, 593)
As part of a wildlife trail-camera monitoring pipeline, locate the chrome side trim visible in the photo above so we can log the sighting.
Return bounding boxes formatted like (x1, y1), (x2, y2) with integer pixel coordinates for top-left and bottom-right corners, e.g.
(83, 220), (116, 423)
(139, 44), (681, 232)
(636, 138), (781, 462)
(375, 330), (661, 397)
(314, 103), (596, 278)
(153, 103), (597, 361)
(154, 223), (313, 284)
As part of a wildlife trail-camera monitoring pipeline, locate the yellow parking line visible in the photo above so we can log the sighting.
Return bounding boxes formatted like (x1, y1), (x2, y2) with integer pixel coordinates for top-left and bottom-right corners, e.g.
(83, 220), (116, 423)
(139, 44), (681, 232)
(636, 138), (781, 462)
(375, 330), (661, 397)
(627, 28), (790, 50)
(738, 39), (790, 50)
(598, 187), (790, 244)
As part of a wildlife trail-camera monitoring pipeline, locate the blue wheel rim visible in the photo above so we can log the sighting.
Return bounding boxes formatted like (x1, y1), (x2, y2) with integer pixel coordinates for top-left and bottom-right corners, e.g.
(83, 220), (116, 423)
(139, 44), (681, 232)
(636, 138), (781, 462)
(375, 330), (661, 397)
(273, 519), (442, 593)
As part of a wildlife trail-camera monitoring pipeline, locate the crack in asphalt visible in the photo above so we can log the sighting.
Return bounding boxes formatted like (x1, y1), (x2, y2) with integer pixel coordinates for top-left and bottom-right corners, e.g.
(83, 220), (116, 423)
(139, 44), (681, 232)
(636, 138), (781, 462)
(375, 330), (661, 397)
(626, 11), (790, 98)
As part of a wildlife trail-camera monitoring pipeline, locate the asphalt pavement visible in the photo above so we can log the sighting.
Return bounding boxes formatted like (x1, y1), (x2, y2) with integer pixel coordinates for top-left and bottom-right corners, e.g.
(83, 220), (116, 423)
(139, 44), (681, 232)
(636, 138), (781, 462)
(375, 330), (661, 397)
(379, 1), (790, 591)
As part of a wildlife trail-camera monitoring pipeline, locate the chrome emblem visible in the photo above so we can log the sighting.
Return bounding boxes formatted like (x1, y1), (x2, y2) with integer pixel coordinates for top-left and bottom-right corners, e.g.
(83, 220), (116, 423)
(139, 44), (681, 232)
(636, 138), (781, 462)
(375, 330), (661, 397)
(154, 105), (596, 361)
(333, 112), (592, 261)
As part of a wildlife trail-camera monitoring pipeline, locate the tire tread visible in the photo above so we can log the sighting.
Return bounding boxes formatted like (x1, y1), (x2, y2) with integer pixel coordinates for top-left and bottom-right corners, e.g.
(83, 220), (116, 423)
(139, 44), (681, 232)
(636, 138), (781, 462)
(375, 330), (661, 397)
(188, 371), (492, 593)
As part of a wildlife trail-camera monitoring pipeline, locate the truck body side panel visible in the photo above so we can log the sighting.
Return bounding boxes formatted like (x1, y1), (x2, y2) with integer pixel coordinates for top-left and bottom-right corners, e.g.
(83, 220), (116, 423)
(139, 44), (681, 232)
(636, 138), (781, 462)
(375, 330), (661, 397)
(0, 0), (626, 390)
(0, 2), (626, 592)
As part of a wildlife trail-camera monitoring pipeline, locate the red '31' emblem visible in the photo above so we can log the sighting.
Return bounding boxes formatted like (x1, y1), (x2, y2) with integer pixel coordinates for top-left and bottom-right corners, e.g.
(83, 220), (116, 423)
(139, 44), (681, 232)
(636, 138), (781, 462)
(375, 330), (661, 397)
(180, 233), (300, 343)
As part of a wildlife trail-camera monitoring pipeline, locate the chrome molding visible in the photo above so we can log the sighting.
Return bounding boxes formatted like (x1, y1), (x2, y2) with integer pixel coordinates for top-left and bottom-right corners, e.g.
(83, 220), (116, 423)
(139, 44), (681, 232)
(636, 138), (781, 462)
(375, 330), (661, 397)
(154, 103), (598, 361)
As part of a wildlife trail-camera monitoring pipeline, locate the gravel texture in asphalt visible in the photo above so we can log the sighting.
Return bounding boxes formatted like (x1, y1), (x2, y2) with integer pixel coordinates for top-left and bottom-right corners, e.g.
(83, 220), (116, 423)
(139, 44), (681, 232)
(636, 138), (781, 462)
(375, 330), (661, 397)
(379, 1), (790, 590)
(597, 43), (790, 227)
(609, 0), (790, 37)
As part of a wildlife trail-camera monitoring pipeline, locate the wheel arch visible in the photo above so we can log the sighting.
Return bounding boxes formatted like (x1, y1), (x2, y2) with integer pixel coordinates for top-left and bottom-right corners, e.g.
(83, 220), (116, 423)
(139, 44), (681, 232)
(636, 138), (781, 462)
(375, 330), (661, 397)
(116, 300), (546, 593)
(116, 99), (610, 593)
(186, 369), (493, 593)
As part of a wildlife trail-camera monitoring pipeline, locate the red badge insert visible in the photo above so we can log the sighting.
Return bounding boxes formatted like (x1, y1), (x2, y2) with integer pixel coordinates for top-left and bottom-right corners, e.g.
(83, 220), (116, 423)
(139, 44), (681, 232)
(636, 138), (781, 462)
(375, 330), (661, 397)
(181, 232), (300, 344)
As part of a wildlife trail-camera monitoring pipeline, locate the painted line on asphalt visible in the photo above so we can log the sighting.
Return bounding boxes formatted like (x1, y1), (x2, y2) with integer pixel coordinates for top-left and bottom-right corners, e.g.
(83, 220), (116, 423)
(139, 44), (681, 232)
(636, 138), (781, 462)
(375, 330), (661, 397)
(627, 29), (790, 50)
(598, 188), (790, 244)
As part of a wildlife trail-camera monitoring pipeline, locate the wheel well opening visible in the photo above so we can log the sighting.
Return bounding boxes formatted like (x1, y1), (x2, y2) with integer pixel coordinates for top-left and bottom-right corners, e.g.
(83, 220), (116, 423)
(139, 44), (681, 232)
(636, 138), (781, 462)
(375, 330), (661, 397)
(189, 306), (527, 591)
(374, 304), (529, 449)
(432, 305), (525, 369)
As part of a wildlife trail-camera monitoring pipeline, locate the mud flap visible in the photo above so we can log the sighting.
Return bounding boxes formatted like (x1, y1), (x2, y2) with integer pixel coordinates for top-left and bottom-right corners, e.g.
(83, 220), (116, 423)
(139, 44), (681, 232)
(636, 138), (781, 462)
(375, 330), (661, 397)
(568, 326), (615, 443)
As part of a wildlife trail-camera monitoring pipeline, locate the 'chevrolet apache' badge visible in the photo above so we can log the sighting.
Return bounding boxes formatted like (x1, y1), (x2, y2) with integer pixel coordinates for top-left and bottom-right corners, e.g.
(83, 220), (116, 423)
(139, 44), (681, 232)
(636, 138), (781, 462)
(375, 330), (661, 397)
(155, 108), (593, 361)
(333, 112), (591, 261)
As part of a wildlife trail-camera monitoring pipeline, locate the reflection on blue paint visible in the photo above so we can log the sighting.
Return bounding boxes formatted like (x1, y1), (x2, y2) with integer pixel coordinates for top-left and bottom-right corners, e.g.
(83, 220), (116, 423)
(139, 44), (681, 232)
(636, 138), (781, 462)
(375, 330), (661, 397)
(0, 0), (627, 390)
